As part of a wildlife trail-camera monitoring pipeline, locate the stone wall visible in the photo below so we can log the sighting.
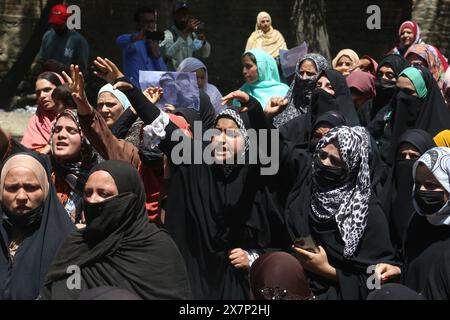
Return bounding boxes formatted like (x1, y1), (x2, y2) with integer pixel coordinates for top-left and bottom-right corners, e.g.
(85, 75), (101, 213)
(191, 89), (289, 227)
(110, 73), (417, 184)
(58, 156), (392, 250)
(412, 0), (450, 56)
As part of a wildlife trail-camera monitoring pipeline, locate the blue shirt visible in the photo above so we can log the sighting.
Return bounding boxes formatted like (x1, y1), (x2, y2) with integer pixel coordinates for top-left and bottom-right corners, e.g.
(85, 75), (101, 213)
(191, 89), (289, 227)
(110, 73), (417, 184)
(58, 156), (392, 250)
(116, 33), (167, 88)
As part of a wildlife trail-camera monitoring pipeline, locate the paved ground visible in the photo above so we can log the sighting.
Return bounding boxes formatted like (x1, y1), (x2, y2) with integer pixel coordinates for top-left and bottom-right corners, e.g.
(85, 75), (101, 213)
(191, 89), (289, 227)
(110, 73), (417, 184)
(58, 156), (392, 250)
(0, 110), (33, 141)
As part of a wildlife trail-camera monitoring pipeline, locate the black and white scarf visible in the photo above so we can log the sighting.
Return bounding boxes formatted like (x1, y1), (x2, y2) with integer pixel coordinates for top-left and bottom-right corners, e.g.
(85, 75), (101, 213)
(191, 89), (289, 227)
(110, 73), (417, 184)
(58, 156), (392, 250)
(214, 109), (250, 155)
(311, 126), (371, 258)
(273, 53), (328, 128)
(214, 109), (250, 177)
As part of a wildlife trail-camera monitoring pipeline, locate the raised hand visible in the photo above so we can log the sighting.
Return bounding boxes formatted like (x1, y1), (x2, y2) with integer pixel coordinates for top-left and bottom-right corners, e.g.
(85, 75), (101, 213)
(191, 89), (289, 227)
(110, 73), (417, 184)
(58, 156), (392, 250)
(93, 57), (125, 84)
(264, 97), (288, 119)
(143, 87), (164, 104)
(62, 64), (92, 115)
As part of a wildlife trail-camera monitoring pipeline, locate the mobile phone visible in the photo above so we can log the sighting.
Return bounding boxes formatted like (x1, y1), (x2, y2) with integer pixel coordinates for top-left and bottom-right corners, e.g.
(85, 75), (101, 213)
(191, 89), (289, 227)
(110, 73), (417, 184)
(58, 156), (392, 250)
(196, 22), (206, 31)
(145, 31), (165, 41)
(294, 235), (319, 254)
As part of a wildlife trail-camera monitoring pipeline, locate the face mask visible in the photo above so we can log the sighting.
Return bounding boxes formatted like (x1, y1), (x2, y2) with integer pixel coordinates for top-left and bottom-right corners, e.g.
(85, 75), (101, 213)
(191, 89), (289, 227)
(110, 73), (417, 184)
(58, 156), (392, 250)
(297, 77), (316, 89)
(84, 193), (137, 243)
(313, 154), (347, 188)
(5, 204), (44, 229)
(414, 189), (447, 215)
(395, 159), (416, 183)
(375, 78), (396, 99)
(395, 91), (423, 127)
(311, 88), (337, 119)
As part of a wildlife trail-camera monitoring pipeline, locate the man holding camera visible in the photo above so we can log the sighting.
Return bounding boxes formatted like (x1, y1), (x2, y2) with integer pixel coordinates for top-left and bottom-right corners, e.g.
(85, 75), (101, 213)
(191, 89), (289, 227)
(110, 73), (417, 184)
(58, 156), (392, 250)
(116, 7), (167, 88)
(161, 1), (211, 71)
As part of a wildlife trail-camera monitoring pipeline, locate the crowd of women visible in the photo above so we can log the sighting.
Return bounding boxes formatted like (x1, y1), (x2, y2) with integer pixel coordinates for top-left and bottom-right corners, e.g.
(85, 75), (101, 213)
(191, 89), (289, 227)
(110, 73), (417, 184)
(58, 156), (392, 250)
(1, 12), (450, 300)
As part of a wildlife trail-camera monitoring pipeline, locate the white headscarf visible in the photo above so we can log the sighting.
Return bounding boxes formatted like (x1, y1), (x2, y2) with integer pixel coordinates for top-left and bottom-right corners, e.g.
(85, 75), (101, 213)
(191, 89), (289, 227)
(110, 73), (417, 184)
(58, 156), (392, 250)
(97, 83), (131, 110)
(412, 147), (450, 226)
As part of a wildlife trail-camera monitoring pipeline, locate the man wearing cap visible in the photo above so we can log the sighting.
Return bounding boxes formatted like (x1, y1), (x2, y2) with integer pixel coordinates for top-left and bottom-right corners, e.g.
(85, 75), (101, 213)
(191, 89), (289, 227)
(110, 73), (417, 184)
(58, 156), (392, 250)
(116, 7), (167, 88)
(160, 1), (211, 70)
(38, 4), (89, 73)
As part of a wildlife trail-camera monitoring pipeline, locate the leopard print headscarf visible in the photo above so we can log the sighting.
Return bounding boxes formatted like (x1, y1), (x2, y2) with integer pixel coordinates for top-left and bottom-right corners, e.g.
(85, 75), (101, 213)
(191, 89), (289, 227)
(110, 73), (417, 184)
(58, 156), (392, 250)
(311, 126), (371, 258)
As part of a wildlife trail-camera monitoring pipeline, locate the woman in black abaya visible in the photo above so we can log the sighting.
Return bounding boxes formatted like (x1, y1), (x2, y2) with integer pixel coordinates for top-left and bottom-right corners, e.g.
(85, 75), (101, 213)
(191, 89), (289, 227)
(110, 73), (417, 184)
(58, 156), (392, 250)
(377, 66), (450, 165)
(278, 69), (360, 150)
(403, 147), (450, 297)
(278, 126), (399, 299)
(74, 58), (284, 300)
(380, 129), (436, 253)
(40, 160), (191, 300)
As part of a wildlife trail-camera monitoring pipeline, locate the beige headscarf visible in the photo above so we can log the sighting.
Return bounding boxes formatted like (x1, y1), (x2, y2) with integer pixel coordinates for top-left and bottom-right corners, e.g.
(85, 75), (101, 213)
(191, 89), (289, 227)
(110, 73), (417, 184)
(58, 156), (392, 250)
(0, 154), (49, 201)
(332, 49), (360, 77)
(245, 11), (287, 58)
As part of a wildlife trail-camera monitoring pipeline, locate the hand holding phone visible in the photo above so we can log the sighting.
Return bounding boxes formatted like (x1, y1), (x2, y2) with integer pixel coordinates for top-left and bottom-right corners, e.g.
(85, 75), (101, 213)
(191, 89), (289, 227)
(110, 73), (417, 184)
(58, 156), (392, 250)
(294, 235), (319, 254)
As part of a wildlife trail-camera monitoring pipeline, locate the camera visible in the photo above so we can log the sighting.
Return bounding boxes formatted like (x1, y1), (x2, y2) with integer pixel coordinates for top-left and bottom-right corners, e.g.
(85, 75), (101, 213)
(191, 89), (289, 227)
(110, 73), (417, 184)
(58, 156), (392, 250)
(144, 31), (165, 41)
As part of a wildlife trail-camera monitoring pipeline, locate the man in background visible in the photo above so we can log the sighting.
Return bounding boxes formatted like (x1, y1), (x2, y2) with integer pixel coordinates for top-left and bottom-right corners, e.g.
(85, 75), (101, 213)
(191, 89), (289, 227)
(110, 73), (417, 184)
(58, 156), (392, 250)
(116, 7), (167, 88)
(160, 1), (211, 71)
(38, 3), (89, 73)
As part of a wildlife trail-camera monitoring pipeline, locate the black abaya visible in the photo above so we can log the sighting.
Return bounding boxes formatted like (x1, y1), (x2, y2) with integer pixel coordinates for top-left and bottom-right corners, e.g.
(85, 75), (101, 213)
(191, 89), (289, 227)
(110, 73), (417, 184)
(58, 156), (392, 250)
(41, 160), (191, 300)
(122, 84), (283, 299)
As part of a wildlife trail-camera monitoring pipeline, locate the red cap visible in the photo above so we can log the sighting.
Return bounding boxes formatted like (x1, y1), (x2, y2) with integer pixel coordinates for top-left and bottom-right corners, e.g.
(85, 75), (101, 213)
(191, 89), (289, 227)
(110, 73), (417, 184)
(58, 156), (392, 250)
(48, 4), (69, 25)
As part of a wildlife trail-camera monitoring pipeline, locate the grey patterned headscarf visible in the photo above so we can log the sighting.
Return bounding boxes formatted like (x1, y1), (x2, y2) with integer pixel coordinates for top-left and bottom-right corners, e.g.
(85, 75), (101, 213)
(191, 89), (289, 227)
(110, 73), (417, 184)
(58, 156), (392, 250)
(273, 53), (328, 128)
(311, 126), (371, 258)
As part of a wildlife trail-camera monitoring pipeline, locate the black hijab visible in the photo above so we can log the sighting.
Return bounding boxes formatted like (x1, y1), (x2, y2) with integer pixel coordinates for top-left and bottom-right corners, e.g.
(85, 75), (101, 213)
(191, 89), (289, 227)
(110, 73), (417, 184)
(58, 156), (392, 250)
(0, 152), (74, 300)
(278, 70), (359, 150)
(387, 66), (450, 164)
(163, 98), (284, 299)
(42, 160), (191, 300)
(309, 110), (347, 152)
(372, 54), (410, 119)
(380, 129), (436, 252)
(310, 69), (360, 127)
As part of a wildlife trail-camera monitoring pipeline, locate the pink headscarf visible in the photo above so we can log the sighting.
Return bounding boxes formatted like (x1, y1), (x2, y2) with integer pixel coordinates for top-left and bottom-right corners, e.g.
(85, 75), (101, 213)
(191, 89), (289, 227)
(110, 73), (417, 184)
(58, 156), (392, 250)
(443, 68), (450, 93)
(346, 70), (376, 98)
(398, 21), (422, 46)
(21, 72), (64, 151)
(360, 55), (378, 77)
